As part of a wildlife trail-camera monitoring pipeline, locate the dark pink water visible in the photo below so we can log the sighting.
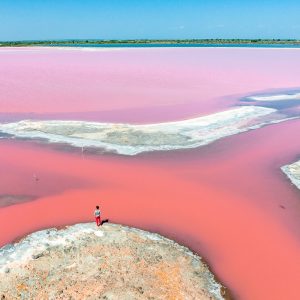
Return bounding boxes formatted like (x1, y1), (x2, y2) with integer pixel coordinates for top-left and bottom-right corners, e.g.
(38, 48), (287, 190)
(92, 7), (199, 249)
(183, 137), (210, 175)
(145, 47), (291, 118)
(1, 47), (300, 299)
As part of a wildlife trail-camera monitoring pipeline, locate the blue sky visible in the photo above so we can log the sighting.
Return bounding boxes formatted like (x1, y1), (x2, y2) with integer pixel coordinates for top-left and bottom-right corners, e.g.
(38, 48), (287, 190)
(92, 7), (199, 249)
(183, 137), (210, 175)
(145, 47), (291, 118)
(1, 0), (300, 40)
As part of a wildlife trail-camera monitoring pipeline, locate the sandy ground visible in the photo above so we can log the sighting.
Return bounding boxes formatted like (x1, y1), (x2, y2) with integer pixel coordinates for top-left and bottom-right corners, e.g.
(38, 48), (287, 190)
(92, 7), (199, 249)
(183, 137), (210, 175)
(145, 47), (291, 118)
(0, 223), (226, 300)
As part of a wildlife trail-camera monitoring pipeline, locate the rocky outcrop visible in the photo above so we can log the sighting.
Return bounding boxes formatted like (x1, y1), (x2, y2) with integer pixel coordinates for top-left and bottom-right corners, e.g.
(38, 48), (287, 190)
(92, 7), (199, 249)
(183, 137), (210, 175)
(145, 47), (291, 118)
(0, 223), (226, 300)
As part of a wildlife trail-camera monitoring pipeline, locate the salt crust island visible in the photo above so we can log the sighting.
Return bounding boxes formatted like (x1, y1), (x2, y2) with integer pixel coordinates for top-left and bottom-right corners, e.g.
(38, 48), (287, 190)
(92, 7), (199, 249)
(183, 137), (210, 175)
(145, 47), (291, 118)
(0, 106), (292, 155)
(281, 160), (300, 190)
(0, 223), (226, 300)
(243, 91), (300, 192)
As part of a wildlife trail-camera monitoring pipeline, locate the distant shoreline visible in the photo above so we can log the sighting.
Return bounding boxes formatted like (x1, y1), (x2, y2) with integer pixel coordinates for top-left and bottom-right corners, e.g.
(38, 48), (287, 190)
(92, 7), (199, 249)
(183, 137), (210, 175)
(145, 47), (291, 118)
(1, 38), (300, 48)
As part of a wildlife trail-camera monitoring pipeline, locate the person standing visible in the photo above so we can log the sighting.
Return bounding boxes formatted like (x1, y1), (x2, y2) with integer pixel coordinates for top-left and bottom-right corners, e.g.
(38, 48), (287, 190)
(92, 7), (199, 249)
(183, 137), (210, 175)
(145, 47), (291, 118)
(94, 205), (101, 226)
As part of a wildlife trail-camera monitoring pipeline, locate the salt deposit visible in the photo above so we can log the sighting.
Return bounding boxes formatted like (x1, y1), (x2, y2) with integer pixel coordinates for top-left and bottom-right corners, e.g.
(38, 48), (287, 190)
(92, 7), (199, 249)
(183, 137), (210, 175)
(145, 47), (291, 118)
(0, 106), (280, 155)
(247, 92), (300, 102)
(0, 223), (226, 300)
(281, 160), (300, 190)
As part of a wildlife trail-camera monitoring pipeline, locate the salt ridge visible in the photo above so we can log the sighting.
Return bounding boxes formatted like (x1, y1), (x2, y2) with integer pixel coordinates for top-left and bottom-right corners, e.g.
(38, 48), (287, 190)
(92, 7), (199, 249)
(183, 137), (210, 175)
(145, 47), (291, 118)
(0, 106), (280, 155)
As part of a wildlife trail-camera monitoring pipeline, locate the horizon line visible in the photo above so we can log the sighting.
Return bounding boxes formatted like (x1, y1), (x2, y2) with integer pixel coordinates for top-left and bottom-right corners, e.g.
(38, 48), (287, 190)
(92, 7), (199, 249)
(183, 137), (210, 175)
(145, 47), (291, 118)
(1, 38), (300, 43)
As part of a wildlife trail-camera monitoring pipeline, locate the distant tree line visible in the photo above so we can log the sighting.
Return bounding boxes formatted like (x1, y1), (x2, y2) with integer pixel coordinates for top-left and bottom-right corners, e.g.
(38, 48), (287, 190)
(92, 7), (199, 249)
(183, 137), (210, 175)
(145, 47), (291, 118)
(1, 39), (300, 47)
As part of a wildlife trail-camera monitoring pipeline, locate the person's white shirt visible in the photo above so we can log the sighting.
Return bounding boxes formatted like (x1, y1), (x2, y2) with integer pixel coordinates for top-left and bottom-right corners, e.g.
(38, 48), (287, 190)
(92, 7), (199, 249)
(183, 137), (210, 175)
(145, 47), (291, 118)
(94, 209), (101, 217)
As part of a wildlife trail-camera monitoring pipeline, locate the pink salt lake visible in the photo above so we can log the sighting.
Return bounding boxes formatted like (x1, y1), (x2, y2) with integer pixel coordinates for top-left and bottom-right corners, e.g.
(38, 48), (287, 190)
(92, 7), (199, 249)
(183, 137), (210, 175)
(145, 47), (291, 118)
(1, 47), (300, 299)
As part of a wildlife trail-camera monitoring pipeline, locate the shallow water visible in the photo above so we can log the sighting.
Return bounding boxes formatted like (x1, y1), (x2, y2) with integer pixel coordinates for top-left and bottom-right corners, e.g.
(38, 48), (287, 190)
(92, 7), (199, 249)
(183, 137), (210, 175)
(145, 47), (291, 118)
(1, 47), (300, 299)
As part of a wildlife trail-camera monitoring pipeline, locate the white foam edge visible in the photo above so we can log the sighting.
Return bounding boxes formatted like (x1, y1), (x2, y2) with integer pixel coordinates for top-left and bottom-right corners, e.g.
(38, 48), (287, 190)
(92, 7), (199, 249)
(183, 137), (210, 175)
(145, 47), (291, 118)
(0, 46), (121, 53)
(247, 92), (300, 101)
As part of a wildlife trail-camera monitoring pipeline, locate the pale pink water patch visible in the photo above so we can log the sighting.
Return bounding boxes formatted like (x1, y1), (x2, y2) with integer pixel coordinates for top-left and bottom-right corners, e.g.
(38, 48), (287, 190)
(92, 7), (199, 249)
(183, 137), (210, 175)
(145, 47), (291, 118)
(1, 47), (300, 122)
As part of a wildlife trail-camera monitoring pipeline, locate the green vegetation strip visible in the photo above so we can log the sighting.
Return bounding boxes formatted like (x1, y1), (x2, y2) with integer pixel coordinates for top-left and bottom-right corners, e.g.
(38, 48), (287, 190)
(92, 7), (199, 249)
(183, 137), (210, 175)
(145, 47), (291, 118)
(1, 39), (300, 47)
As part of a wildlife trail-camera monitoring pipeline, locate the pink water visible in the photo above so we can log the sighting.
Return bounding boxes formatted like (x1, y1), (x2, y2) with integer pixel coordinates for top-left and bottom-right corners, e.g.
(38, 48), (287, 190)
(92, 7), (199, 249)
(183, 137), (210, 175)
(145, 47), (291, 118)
(1, 47), (300, 299)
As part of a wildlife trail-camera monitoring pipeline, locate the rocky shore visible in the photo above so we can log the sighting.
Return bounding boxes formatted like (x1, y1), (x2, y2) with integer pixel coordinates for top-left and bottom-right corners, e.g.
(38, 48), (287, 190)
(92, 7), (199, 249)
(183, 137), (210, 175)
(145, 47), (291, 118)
(0, 223), (226, 300)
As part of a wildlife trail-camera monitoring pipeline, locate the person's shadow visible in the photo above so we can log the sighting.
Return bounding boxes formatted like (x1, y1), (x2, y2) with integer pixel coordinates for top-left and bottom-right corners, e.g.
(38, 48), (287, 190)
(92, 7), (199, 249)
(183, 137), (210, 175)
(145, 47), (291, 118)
(101, 219), (109, 225)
